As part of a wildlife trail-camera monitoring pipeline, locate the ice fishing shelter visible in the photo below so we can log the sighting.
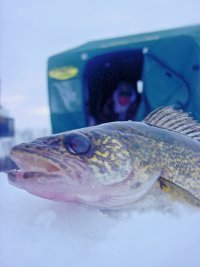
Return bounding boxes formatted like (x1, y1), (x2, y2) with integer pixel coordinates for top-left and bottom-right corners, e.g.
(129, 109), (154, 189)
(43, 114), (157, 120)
(48, 25), (200, 133)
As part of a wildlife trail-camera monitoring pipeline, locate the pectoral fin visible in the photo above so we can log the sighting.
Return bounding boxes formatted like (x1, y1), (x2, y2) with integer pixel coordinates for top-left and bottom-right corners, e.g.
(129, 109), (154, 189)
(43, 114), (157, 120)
(159, 177), (200, 207)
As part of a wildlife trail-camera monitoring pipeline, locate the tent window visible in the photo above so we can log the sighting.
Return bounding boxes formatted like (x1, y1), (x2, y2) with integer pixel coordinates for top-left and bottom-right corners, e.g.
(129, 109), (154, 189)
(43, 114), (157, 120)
(83, 49), (143, 124)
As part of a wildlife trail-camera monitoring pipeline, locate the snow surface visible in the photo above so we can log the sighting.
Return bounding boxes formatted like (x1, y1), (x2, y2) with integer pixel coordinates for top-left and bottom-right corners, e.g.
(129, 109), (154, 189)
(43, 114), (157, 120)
(1, 172), (200, 267)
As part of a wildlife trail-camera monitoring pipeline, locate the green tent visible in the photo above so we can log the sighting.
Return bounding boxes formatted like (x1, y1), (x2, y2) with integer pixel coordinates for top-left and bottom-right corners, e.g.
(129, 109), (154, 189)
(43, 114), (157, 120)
(48, 24), (200, 133)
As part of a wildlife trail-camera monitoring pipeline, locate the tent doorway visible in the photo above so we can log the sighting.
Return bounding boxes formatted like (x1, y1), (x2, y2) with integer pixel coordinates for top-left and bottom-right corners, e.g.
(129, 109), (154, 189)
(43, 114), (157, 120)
(83, 49), (144, 124)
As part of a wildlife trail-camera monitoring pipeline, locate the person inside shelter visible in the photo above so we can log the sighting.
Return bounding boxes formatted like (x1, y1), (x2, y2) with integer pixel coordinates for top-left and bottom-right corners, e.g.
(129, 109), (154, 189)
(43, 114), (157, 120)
(98, 81), (140, 123)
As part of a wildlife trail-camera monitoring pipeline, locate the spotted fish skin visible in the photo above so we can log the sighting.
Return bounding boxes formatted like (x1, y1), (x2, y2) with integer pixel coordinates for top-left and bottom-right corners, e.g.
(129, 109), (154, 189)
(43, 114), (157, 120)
(7, 107), (200, 209)
(131, 121), (200, 202)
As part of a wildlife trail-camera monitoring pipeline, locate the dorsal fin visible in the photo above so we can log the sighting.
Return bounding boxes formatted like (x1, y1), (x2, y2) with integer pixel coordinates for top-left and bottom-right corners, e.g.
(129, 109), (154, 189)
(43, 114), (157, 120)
(143, 106), (200, 141)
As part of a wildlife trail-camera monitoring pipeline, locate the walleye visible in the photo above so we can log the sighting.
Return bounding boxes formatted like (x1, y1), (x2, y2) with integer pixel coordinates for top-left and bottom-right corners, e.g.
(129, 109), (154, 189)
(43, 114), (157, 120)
(8, 107), (200, 209)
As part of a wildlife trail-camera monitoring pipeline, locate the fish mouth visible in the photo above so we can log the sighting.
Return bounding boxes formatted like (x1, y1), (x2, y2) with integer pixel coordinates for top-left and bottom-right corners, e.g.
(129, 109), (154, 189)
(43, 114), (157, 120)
(8, 150), (62, 185)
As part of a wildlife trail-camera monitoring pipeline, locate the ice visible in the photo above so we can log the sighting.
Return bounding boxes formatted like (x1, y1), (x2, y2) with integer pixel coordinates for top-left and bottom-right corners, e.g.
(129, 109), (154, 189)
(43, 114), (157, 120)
(0, 172), (200, 267)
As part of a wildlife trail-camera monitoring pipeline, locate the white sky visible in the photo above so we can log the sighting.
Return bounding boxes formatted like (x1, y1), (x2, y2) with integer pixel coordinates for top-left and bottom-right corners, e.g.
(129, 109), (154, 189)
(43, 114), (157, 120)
(1, 0), (200, 130)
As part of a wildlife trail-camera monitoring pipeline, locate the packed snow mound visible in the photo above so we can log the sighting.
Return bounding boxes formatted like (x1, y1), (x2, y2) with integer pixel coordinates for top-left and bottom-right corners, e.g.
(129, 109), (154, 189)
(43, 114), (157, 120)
(0, 173), (200, 267)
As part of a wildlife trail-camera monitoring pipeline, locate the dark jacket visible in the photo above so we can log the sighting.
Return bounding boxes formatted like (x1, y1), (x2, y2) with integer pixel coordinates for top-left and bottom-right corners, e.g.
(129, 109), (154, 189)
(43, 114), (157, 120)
(97, 96), (140, 123)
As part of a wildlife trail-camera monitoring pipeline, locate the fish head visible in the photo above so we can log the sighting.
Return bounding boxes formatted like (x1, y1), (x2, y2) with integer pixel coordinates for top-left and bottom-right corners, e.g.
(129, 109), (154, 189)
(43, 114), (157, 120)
(8, 122), (162, 209)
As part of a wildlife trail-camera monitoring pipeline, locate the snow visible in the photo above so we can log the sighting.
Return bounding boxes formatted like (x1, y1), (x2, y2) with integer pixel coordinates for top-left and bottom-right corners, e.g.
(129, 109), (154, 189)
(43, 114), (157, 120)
(1, 172), (200, 267)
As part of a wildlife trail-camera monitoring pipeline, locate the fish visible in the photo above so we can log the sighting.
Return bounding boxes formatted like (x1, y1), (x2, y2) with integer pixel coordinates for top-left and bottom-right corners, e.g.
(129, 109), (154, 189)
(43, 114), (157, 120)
(7, 107), (200, 209)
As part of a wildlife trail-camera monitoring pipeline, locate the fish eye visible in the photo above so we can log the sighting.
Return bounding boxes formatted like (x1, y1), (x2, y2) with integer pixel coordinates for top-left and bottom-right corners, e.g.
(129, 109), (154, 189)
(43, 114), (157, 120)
(63, 133), (91, 155)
